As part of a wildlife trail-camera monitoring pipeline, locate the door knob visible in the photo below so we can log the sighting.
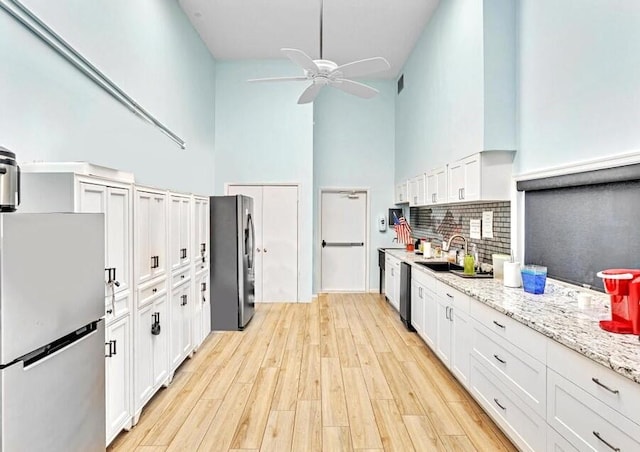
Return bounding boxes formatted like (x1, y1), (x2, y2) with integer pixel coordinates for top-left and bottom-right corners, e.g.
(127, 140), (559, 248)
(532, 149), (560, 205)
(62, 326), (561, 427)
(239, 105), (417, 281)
(256, 248), (261, 253)
(263, 248), (267, 253)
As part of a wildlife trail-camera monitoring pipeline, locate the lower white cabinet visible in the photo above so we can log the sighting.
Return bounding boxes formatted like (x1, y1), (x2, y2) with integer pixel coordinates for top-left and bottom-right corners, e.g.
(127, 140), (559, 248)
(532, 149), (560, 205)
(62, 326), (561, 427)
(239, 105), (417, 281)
(193, 269), (210, 348)
(547, 368), (640, 452)
(134, 288), (169, 421)
(434, 284), (471, 387)
(410, 279), (425, 337)
(105, 313), (132, 445)
(470, 356), (547, 452)
(546, 425), (579, 452)
(384, 254), (401, 311)
(170, 279), (193, 371)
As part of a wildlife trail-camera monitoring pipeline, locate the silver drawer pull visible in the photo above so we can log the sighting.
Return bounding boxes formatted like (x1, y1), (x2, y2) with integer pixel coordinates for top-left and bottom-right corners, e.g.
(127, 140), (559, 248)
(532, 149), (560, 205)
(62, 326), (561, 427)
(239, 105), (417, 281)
(592, 377), (620, 395)
(493, 320), (506, 329)
(493, 354), (507, 364)
(593, 431), (620, 451)
(493, 398), (506, 411)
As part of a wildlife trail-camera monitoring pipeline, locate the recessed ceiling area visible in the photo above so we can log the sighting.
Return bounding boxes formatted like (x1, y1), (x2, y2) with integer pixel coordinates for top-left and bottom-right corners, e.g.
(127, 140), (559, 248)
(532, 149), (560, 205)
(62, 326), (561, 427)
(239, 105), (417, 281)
(178, 0), (440, 79)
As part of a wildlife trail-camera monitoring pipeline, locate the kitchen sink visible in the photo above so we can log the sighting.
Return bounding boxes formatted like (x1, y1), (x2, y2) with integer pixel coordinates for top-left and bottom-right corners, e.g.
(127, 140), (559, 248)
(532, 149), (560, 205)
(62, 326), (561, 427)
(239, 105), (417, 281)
(416, 261), (494, 279)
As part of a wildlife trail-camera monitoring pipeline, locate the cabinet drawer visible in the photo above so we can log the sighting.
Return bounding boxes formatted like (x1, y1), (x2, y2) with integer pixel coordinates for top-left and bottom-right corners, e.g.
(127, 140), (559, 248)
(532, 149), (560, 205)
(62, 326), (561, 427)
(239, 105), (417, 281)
(171, 267), (191, 289)
(138, 279), (166, 307)
(547, 338), (640, 426)
(469, 301), (546, 362)
(471, 320), (546, 417)
(547, 369), (640, 452)
(411, 266), (437, 292)
(470, 356), (546, 452)
(547, 425), (579, 452)
(436, 283), (469, 314)
(105, 291), (131, 323)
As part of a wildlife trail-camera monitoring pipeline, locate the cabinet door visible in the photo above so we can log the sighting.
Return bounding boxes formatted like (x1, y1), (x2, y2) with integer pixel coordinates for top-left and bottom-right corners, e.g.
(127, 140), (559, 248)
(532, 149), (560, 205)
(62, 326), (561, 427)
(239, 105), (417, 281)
(134, 303), (154, 409)
(392, 262), (401, 311)
(201, 199), (210, 266)
(384, 259), (393, 300)
(426, 172), (437, 205)
(408, 178), (418, 206)
(169, 196), (182, 272)
(435, 298), (452, 367)
(180, 198), (191, 268)
(451, 307), (471, 388)
(416, 175), (426, 205)
(411, 280), (424, 336)
(105, 315), (131, 445)
(170, 286), (184, 370)
(462, 154), (481, 201)
(192, 274), (203, 348)
(448, 162), (465, 203)
(152, 294), (169, 387)
(435, 167), (448, 203)
(107, 187), (131, 294)
(135, 191), (152, 285)
(200, 275), (210, 342)
(423, 288), (437, 350)
(150, 194), (167, 278)
(181, 285), (192, 358)
(79, 183), (108, 293)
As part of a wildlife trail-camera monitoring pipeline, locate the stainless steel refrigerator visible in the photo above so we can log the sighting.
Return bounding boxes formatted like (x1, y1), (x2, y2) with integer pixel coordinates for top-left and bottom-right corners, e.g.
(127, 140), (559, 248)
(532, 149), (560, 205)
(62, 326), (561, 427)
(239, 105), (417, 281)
(210, 195), (255, 330)
(0, 213), (105, 452)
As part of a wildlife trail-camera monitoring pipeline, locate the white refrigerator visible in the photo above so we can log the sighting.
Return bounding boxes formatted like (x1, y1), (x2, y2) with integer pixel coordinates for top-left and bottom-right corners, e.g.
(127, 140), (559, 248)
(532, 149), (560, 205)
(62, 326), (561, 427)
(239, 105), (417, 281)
(0, 213), (105, 451)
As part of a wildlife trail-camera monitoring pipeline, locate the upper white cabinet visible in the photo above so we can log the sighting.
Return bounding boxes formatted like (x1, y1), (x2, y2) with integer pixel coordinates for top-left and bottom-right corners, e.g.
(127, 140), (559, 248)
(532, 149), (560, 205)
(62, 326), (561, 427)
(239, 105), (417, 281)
(193, 196), (209, 270)
(447, 151), (515, 203)
(395, 182), (408, 204)
(409, 174), (426, 206)
(135, 188), (167, 285)
(426, 166), (448, 205)
(169, 194), (192, 273)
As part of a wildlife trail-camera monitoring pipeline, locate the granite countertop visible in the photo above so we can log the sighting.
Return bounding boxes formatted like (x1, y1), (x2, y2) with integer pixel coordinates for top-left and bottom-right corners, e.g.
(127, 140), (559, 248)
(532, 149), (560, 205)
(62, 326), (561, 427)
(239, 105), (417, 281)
(384, 249), (640, 385)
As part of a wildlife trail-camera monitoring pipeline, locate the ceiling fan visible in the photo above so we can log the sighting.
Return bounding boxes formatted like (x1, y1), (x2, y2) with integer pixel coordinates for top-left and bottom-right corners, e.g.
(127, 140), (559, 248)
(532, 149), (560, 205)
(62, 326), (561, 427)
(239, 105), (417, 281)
(248, 1), (390, 104)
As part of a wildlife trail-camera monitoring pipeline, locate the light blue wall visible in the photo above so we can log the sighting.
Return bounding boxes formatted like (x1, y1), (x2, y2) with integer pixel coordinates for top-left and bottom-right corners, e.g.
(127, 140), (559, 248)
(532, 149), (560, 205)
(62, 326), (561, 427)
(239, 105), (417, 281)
(313, 81), (396, 292)
(516, 0), (640, 174)
(214, 60), (314, 301)
(0, 0), (216, 194)
(395, 0), (484, 183)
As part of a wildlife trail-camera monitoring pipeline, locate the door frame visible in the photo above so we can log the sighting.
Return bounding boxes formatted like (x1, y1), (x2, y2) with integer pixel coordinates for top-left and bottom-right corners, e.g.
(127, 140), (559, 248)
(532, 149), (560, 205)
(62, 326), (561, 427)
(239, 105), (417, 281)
(319, 187), (370, 293)
(224, 182), (300, 303)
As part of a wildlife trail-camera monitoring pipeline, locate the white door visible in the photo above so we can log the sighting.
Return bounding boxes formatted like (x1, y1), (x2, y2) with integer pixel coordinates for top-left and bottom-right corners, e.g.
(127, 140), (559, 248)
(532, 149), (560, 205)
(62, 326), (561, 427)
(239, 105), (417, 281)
(226, 184), (298, 303)
(105, 315), (131, 444)
(150, 194), (167, 278)
(79, 183), (108, 294)
(227, 185), (264, 302)
(320, 190), (367, 292)
(107, 187), (131, 294)
(262, 185), (298, 302)
(135, 191), (152, 285)
(169, 196), (182, 272)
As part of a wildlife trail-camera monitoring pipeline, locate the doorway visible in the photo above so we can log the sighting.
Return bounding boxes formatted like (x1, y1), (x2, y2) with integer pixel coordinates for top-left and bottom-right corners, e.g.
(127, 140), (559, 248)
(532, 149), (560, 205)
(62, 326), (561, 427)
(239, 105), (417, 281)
(320, 189), (369, 292)
(226, 184), (299, 302)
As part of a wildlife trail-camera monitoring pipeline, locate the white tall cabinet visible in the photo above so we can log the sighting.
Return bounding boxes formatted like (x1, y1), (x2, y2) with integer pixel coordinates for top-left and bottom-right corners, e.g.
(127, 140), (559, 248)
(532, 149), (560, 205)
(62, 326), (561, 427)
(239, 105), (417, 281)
(192, 196), (210, 348)
(20, 164), (135, 446)
(133, 186), (169, 422)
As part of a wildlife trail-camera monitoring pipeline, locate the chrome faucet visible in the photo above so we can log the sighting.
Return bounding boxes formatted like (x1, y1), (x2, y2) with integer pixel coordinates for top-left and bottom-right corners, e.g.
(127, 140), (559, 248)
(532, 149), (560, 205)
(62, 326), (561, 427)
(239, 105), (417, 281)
(444, 234), (468, 256)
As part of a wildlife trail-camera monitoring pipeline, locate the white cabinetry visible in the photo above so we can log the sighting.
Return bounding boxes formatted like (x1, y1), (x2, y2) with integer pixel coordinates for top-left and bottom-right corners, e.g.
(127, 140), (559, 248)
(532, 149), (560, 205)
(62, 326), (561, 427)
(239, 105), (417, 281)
(447, 152), (514, 203)
(169, 194), (192, 272)
(135, 188), (167, 285)
(434, 284), (471, 387)
(409, 174), (426, 206)
(20, 167), (135, 446)
(384, 254), (401, 312)
(411, 268), (438, 350)
(192, 196), (210, 349)
(426, 166), (448, 205)
(170, 273), (192, 371)
(395, 182), (408, 204)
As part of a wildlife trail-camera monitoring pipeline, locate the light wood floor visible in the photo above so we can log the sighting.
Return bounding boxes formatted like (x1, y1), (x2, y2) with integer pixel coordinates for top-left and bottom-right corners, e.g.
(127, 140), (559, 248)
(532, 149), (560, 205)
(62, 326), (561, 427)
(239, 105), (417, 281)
(109, 293), (517, 451)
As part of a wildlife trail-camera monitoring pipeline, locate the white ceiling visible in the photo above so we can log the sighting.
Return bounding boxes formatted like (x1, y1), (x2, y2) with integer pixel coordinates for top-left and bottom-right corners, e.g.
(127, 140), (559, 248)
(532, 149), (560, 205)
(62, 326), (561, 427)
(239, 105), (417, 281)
(178, 0), (440, 79)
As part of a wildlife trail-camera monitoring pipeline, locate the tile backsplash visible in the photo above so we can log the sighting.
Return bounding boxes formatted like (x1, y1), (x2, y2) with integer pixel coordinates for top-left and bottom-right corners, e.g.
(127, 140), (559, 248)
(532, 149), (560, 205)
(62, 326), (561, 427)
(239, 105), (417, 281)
(409, 202), (511, 264)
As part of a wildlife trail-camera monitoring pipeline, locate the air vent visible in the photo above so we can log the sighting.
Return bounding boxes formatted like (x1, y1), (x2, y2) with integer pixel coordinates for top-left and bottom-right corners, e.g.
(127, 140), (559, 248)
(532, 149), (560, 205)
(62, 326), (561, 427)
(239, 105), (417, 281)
(397, 74), (404, 94)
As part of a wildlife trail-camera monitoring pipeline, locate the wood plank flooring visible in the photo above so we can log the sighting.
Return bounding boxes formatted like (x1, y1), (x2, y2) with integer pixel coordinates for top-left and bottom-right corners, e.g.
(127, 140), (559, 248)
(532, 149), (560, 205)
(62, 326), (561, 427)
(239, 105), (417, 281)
(108, 293), (516, 452)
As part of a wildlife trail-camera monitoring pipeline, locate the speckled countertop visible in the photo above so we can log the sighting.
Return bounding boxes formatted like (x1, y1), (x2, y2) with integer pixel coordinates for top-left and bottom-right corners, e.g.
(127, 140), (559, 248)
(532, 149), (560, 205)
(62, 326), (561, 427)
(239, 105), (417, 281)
(384, 249), (640, 385)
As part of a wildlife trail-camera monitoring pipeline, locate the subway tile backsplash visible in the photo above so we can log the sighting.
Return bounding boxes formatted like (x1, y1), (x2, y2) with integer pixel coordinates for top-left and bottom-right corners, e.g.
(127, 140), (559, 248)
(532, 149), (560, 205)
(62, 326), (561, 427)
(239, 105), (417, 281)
(409, 202), (511, 264)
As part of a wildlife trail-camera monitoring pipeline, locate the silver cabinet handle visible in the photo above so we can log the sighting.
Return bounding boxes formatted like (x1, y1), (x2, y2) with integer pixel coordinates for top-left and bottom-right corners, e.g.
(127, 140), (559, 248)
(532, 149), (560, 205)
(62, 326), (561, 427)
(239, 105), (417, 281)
(461, 188), (465, 199)
(493, 320), (506, 329)
(449, 306), (453, 322)
(494, 354), (507, 364)
(591, 377), (620, 394)
(494, 398), (506, 411)
(593, 431), (620, 451)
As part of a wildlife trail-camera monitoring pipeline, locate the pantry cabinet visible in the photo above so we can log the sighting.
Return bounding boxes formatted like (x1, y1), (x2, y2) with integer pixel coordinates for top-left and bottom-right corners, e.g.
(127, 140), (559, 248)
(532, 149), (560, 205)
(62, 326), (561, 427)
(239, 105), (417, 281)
(192, 196), (210, 349)
(135, 188), (167, 285)
(193, 270), (210, 347)
(105, 314), (131, 445)
(170, 275), (193, 371)
(169, 194), (192, 273)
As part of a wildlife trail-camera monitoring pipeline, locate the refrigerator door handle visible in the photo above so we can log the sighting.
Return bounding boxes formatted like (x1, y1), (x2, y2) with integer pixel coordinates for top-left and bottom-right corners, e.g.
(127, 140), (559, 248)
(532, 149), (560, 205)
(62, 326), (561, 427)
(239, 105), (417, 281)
(22, 321), (99, 368)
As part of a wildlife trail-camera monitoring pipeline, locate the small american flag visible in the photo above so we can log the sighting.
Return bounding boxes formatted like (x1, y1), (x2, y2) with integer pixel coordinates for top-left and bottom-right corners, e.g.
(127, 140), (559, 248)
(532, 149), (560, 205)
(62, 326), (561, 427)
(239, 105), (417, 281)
(393, 213), (412, 244)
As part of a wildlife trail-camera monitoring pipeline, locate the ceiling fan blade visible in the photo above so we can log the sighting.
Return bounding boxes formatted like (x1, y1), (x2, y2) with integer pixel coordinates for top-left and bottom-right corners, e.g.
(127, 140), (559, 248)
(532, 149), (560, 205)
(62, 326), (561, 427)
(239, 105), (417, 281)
(281, 48), (319, 74)
(248, 76), (309, 83)
(330, 79), (379, 99)
(297, 83), (323, 104)
(331, 57), (391, 78)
